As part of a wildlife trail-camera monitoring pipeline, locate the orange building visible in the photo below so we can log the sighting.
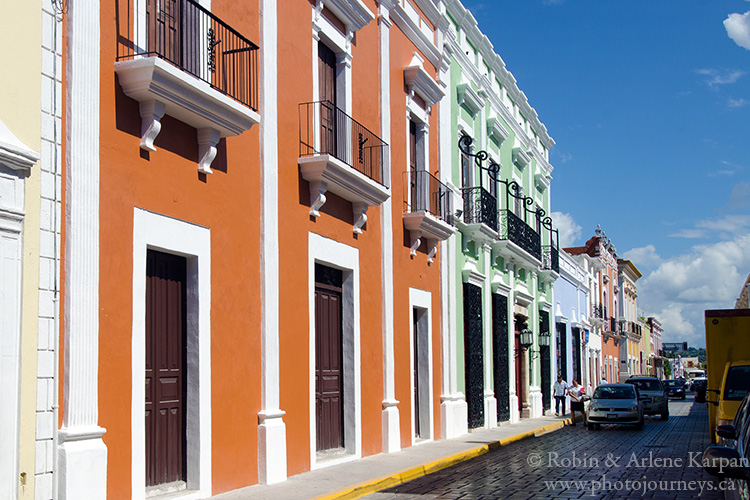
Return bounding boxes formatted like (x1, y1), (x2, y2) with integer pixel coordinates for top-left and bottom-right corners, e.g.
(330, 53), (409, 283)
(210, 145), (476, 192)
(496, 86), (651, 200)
(58, 0), (451, 498)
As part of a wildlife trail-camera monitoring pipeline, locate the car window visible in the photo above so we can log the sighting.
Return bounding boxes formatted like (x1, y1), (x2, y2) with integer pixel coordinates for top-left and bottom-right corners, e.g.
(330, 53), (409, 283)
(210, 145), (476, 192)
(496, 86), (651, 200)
(625, 379), (662, 391)
(664, 381), (681, 388)
(594, 386), (635, 399)
(723, 366), (750, 401)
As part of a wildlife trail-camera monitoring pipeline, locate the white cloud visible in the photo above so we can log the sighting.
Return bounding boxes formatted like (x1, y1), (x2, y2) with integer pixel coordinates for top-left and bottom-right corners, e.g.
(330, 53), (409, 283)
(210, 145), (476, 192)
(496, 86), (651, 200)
(695, 214), (750, 233)
(728, 97), (750, 108)
(724, 11), (750, 50)
(696, 68), (746, 88)
(622, 244), (662, 268)
(637, 234), (750, 347)
(668, 228), (707, 239)
(551, 211), (582, 247)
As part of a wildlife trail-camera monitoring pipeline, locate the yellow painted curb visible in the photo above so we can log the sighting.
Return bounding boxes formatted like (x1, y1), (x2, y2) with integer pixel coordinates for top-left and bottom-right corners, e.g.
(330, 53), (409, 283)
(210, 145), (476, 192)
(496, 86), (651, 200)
(311, 419), (569, 500)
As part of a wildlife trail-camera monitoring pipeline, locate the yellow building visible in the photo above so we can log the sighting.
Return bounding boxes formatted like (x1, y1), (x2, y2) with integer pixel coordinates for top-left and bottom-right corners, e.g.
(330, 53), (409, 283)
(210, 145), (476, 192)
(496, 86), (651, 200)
(617, 259), (642, 378)
(0, 0), (43, 498)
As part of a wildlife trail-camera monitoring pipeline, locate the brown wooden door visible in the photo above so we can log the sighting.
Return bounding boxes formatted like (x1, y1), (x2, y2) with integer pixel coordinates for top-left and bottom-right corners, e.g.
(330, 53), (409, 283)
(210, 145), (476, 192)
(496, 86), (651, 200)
(409, 121), (418, 211)
(318, 42), (337, 156)
(315, 265), (344, 451)
(145, 250), (187, 487)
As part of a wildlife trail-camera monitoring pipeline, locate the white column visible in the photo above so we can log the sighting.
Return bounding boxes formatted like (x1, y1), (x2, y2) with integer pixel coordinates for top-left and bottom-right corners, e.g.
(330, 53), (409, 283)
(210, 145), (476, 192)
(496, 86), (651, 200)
(507, 263), (519, 423)
(58, 0), (107, 498)
(482, 244), (496, 428)
(258, 0), (287, 484)
(377, 1), (400, 453)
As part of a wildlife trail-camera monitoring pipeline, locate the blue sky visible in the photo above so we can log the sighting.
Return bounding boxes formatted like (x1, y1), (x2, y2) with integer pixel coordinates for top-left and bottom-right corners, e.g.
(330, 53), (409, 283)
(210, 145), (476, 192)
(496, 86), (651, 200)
(463, 0), (750, 347)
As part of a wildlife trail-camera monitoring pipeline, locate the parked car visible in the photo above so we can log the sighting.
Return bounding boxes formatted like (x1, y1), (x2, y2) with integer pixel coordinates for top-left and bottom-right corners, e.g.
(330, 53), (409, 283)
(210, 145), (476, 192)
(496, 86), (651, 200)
(691, 376), (708, 391)
(702, 391), (750, 500)
(586, 384), (645, 430)
(625, 376), (669, 420)
(663, 379), (686, 400)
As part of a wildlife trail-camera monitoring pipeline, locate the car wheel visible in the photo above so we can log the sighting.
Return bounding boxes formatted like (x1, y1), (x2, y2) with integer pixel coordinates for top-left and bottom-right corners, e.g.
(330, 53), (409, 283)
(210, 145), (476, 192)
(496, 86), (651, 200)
(661, 409), (669, 420)
(681, 394), (686, 400)
(596, 424), (602, 430)
(587, 422), (595, 430)
(636, 418), (644, 430)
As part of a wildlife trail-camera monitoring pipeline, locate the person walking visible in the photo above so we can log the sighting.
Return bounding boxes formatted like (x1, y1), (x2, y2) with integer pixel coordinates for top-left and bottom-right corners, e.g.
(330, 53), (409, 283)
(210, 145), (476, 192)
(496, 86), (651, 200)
(568, 379), (587, 427)
(553, 375), (568, 416)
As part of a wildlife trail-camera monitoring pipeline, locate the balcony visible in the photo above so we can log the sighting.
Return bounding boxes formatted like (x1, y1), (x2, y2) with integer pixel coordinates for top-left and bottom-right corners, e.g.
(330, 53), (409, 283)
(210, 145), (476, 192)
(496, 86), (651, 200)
(115, 0), (260, 173)
(457, 186), (497, 248)
(403, 170), (454, 262)
(298, 100), (389, 233)
(493, 209), (541, 269)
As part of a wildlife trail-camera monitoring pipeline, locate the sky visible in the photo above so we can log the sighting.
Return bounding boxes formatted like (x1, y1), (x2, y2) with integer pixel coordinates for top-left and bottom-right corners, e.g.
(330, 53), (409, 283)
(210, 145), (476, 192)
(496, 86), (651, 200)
(462, 0), (750, 348)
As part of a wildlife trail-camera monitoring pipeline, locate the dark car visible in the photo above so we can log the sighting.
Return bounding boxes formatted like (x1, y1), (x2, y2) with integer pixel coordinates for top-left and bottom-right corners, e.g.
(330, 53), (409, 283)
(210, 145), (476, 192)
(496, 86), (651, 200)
(663, 379), (686, 400)
(625, 376), (669, 420)
(702, 391), (750, 499)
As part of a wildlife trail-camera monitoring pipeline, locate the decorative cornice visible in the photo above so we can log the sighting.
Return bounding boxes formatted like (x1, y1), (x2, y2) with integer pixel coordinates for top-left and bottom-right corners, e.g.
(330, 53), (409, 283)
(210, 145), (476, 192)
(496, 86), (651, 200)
(462, 259), (486, 287)
(487, 116), (509, 144)
(534, 173), (550, 192)
(404, 58), (445, 108)
(323, 0), (375, 32)
(456, 82), (482, 117)
(513, 147), (531, 168)
(0, 119), (39, 170)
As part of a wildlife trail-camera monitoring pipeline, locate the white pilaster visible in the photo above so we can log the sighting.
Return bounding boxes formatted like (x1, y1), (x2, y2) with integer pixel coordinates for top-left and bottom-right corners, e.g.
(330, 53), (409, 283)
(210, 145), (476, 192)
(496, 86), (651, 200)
(377, 0), (400, 453)
(59, 0), (107, 498)
(258, 0), (286, 484)
(482, 244), (496, 428)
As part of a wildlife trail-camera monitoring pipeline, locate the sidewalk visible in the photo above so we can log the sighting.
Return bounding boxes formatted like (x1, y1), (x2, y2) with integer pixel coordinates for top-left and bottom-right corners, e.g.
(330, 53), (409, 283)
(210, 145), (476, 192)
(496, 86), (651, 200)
(212, 413), (576, 500)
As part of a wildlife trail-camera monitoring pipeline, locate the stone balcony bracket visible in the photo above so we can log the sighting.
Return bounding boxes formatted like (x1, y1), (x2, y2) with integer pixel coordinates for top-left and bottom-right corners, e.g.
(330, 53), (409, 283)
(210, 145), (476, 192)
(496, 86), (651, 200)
(403, 211), (454, 262)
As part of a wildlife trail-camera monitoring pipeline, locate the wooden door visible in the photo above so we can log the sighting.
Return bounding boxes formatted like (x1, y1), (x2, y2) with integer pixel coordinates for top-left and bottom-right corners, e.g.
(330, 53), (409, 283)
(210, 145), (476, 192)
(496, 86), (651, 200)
(409, 121), (418, 211)
(146, 250), (187, 487)
(315, 265), (344, 451)
(318, 42), (337, 156)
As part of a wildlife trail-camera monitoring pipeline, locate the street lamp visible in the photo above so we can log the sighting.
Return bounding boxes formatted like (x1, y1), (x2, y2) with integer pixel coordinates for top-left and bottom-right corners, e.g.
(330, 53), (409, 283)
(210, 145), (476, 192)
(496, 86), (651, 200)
(515, 328), (534, 358)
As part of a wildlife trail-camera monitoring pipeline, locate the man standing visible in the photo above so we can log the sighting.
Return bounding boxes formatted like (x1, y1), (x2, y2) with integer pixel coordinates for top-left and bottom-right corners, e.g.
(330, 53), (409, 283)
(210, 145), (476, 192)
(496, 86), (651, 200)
(553, 375), (568, 416)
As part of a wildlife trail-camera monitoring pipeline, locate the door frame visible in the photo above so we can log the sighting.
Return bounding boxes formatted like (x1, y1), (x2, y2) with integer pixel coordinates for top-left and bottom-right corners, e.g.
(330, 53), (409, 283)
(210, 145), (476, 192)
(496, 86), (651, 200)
(409, 288), (433, 444)
(308, 233), (361, 469)
(132, 208), (211, 499)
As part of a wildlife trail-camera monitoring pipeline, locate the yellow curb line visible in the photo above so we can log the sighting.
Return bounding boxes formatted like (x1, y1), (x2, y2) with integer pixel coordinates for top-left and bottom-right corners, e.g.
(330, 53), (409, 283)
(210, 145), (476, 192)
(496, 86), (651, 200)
(311, 418), (572, 500)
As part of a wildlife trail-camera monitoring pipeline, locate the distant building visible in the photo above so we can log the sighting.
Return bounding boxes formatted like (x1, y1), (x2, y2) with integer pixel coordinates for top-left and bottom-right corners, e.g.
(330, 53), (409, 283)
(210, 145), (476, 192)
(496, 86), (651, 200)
(663, 342), (689, 352)
(735, 273), (750, 309)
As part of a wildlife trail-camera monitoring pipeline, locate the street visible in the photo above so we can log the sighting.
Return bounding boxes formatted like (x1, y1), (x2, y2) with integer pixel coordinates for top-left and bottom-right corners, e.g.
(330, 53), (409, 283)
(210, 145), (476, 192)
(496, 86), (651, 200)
(365, 395), (727, 499)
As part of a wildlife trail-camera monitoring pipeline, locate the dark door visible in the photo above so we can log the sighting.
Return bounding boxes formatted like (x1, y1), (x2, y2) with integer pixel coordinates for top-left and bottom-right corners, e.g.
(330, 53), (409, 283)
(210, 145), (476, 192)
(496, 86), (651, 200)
(463, 283), (484, 429)
(539, 310), (551, 412)
(147, 0), (181, 62)
(315, 265), (344, 451)
(572, 327), (582, 383)
(556, 322), (567, 381)
(514, 329), (523, 412)
(409, 121), (418, 211)
(145, 250), (187, 487)
(492, 294), (510, 422)
(318, 42), (337, 156)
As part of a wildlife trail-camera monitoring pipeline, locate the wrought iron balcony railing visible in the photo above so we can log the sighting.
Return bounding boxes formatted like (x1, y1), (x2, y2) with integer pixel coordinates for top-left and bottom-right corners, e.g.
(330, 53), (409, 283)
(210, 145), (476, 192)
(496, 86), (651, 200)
(299, 101), (388, 188)
(404, 170), (453, 223)
(610, 317), (617, 333)
(117, 0), (259, 110)
(541, 245), (559, 273)
(461, 187), (497, 231)
(592, 304), (608, 320)
(498, 209), (541, 261)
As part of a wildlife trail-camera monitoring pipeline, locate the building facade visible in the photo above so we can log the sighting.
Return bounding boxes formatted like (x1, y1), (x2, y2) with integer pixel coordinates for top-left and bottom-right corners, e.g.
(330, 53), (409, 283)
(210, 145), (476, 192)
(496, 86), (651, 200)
(617, 259), (642, 377)
(440, 0), (557, 430)
(555, 247), (596, 392)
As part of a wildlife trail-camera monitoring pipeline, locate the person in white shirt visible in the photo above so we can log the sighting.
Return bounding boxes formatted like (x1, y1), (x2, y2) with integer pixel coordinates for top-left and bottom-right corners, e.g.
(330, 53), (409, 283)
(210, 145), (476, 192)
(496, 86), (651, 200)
(553, 375), (568, 416)
(568, 379), (587, 427)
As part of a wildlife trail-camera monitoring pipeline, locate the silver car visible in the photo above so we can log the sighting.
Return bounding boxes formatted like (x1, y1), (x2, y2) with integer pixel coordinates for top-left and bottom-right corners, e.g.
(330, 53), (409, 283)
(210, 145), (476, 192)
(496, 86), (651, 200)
(586, 384), (644, 430)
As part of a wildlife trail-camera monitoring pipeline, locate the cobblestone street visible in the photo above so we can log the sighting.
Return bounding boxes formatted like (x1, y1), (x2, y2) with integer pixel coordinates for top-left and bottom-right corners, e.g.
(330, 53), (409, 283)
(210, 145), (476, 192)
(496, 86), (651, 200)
(365, 395), (725, 499)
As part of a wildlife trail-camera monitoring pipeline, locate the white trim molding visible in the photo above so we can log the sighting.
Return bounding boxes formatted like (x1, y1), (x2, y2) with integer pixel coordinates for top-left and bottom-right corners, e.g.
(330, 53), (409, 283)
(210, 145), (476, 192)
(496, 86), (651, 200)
(0, 119), (40, 171)
(404, 54), (445, 110)
(409, 288), (434, 444)
(486, 116), (509, 145)
(59, 0), (107, 497)
(456, 83), (482, 117)
(323, 0), (375, 32)
(131, 208), (212, 500)
(308, 233), (362, 469)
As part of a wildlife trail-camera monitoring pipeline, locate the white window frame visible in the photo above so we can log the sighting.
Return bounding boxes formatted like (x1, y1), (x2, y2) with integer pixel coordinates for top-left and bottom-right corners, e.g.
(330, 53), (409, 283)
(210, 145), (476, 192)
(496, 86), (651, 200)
(409, 288), (434, 444)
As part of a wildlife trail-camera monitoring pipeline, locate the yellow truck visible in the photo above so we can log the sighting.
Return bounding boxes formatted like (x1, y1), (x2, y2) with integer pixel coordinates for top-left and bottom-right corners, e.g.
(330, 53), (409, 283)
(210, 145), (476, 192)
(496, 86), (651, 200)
(705, 309), (750, 443)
